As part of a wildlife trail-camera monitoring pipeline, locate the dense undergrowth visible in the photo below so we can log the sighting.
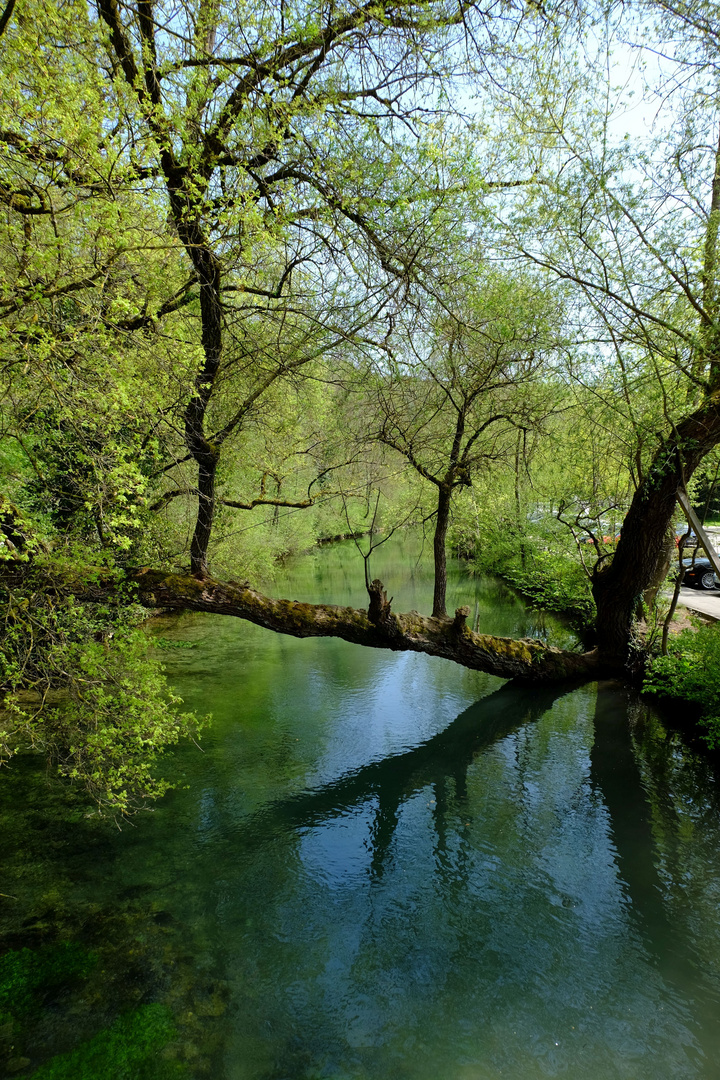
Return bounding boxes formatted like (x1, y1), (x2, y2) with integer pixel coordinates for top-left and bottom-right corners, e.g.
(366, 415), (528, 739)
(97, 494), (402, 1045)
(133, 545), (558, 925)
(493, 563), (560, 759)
(450, 515), (597, 634)
(643, 623), (720, 747)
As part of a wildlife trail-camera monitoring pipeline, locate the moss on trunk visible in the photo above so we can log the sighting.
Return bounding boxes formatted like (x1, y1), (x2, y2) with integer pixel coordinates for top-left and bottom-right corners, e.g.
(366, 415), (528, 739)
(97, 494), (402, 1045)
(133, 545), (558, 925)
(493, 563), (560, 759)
(128, 568), (605, 683)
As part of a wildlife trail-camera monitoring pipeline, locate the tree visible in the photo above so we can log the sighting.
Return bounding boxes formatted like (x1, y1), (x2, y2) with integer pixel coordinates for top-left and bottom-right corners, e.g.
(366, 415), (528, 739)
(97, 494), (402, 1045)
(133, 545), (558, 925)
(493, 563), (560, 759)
(93, 0), (539, 575)
(360, 269), (559, 616)
(503, 0), (720, 661)
(5, 0), (605, 816)
(20, 0), (720, 817)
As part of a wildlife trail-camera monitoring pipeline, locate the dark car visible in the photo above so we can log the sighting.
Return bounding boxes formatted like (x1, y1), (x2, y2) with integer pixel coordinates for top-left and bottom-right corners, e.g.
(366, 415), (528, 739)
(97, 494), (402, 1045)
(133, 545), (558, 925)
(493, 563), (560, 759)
(681, 557), (720, 591)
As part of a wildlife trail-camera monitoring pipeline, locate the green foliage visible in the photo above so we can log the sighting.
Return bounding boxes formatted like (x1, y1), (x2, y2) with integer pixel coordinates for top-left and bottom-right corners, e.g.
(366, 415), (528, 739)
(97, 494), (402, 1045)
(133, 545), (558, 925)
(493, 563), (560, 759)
(19, 408), (165, 555)
(451, 480), (597, 629)
(0, 943), (96, 1017)
(1, 568), (207, 815)
(472, 524), (596, 627)
(30, 1004), (183, 1080)
(643, 624), (720, 746)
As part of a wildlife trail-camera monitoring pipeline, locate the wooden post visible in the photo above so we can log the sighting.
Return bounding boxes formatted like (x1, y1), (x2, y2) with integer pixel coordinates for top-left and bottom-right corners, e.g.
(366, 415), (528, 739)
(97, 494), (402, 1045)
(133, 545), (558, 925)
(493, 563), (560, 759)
(677, 489), (720, 579)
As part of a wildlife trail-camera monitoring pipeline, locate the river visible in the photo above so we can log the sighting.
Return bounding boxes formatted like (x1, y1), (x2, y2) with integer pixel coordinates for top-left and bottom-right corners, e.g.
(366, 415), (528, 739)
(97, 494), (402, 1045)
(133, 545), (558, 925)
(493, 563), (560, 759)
(2, 536), (720, 1079)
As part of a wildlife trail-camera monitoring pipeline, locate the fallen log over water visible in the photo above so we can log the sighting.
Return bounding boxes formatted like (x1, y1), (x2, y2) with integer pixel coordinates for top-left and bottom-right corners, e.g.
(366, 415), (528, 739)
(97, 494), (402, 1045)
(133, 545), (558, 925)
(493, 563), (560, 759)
(125, 569), (604, 683)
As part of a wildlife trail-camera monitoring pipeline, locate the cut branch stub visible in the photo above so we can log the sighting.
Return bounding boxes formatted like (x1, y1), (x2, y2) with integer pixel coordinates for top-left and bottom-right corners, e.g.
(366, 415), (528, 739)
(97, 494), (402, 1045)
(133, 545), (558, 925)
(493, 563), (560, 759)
(368, 578), (393, 626)
(453, 606), (471, 632)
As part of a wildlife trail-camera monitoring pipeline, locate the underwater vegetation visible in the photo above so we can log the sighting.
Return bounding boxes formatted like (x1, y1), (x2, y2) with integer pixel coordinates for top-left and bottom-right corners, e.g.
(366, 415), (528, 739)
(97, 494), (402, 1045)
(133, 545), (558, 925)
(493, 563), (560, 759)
(29, 1004), (185, 1080)
(0, 945), (185, 1078)
(0, 942), (96, 1019)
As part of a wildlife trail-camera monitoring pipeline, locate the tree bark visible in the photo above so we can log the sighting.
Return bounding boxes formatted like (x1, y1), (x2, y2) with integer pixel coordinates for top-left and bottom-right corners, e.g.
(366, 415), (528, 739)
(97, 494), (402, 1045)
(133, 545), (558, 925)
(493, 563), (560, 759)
(189, 455), (219, 576)
(176, 230), (223, 577)
(120, 568), (604, 682)
(433, 484), (452, 617)
(593, 394), (720, 663)
(0, 554), (605, 686)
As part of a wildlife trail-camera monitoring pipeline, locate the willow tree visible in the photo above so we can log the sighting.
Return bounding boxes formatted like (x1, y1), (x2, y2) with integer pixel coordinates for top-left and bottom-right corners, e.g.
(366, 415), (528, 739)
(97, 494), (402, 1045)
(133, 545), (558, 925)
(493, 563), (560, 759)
(0, 0), (661, 690)
(489, 0), (720, 663)
(8, 0), (716, 689)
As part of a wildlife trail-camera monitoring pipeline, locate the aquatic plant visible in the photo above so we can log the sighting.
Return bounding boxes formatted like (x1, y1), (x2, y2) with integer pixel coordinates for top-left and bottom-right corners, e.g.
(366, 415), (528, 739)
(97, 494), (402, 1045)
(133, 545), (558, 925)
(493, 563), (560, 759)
(29, 1003), (184, 1080)
(0, 942), (96, 1016)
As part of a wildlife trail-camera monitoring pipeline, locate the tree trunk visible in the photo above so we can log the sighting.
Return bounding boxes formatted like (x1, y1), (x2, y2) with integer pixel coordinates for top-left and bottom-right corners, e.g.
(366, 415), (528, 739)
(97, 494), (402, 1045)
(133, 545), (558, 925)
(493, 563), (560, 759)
(641, 531), (675, 615)
(0, 563), (604, 685)
(189, 455), (219, 576)
(123, 569), (603, 683)
(514, 434), (527, 570)
(593, 395), (720, 663)
(177, 232), (223, 576)
(95, 1), (225, 575)
(433, 484), (452, 618)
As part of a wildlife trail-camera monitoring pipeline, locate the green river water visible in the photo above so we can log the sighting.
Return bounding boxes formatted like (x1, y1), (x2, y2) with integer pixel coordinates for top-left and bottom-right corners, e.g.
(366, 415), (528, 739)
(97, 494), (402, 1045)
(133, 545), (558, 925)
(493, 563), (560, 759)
(2, 537), (720, 1079)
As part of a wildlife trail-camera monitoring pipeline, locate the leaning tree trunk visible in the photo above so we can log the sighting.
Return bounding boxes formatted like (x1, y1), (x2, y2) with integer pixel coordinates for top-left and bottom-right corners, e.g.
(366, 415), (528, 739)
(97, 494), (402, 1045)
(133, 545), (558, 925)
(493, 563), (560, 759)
(432, 484), (452, 618)
(121, 571), (603, 682)
(593, 395), (720, 663)
(1, 557), (605, 683)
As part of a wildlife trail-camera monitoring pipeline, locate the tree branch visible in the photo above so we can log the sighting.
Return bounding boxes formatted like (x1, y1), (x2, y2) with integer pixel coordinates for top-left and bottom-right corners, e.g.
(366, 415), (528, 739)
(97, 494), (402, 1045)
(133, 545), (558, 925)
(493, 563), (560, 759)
(0, 268), (109, 317)
(113, 567), (605, 682)
(0, 0), (15, 37)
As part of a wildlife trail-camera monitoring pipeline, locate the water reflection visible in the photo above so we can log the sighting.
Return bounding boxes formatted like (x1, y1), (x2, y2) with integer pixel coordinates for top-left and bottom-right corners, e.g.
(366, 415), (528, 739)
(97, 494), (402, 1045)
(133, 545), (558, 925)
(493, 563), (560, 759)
(229, 681), (564, 859)
(591, 684), (677, 951)
(149, 675), (720, 1079)
(590, 687), (720, 1073)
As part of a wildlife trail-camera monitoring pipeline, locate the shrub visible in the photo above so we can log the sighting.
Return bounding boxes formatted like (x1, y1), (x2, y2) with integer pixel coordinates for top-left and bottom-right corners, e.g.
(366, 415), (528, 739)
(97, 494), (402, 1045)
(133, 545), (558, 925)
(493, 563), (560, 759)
(1, 567), (207, 816)
(452, 512), (596, 630)
(643, 623), (720, 745)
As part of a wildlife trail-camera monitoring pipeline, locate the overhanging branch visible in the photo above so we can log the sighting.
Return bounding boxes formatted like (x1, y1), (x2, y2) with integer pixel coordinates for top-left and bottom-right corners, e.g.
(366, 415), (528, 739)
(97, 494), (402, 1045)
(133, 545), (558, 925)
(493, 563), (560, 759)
(110, 568), (601, 683)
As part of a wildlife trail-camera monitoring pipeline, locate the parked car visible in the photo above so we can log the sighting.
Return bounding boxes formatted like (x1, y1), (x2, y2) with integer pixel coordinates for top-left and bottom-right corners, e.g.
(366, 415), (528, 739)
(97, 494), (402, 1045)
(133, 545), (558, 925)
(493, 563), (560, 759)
(681, 557), (720, 591)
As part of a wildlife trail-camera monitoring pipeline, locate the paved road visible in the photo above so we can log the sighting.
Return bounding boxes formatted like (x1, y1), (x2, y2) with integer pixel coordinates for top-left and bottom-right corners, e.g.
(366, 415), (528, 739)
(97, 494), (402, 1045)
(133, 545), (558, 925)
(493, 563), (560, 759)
(671, 526), (720, 620)
(676, 585), (720, 621)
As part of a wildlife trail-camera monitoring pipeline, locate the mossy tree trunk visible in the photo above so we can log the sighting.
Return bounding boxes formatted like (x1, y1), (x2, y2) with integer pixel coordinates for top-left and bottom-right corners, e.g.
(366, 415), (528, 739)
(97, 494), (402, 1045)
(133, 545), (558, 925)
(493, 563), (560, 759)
(123, 570), (604, 682)
(593, 394), (720, 663)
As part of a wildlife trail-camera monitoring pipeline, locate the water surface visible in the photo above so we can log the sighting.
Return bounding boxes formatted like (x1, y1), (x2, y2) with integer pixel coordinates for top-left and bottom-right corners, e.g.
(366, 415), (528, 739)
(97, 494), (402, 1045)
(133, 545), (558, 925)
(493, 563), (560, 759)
(2, 538), (720, 1078)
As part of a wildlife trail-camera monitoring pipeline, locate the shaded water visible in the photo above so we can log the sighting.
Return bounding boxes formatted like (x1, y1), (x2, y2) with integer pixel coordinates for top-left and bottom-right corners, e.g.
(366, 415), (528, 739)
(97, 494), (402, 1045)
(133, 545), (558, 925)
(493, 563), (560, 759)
(2, 538), (720, 1078)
